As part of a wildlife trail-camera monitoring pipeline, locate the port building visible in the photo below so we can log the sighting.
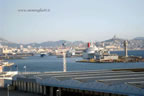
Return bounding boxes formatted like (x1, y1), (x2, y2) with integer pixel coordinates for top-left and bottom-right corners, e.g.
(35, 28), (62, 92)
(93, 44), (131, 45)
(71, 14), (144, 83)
(11, 69), (144, 96)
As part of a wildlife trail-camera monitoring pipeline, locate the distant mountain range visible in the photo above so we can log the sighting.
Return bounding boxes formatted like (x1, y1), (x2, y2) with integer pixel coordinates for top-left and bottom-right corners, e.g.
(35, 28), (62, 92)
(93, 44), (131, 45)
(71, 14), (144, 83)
(0, 37), (144, 49)
(0, 38), (85, 48)
(134, 37), (144, 40)
(0, 37), (20, 47)
(24, 40), (85, 48)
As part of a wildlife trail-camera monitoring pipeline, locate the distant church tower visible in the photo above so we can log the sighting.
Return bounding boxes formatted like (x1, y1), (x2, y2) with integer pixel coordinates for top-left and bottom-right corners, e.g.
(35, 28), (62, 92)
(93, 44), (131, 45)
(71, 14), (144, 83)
(113, 35), (117, 39)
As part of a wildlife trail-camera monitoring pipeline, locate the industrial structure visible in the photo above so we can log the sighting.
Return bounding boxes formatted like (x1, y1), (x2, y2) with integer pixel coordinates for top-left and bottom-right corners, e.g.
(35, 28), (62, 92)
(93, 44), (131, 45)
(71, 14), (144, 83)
(11, 69), (144, 96)
(124, 40), (128, 57)
(0, 71), (18, 87)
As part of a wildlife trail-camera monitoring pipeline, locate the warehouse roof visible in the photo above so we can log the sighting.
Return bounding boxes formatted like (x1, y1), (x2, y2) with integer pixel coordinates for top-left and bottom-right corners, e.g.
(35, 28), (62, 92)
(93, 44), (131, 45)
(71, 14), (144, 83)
(13, 69), (144, 96)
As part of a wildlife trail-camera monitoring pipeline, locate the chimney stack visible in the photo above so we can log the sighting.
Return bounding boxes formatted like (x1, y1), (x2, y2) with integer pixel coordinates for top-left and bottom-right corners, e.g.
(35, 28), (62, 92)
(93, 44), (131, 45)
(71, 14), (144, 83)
(88, 42), (90, 48)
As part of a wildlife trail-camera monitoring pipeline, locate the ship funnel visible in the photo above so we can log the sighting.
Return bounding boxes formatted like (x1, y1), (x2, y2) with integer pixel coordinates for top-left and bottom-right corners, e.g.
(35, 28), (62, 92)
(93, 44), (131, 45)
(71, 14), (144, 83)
(124, 40), (128, 57)
(88, 42), (91, 48)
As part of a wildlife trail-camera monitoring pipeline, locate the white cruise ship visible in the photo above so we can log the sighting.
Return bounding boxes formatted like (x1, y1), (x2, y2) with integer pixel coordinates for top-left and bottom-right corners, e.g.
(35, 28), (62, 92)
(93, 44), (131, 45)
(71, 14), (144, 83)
(83, 42), (99, 59)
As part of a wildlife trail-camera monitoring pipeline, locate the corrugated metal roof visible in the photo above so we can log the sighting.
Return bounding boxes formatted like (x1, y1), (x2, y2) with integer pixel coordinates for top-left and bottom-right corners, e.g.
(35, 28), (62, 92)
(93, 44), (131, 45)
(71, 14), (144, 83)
(13, 70), (144, 96)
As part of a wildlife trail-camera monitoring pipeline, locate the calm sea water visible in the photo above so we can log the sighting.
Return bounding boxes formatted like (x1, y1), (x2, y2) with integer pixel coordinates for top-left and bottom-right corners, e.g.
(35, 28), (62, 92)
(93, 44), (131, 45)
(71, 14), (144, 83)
(4, 50), (144, 72)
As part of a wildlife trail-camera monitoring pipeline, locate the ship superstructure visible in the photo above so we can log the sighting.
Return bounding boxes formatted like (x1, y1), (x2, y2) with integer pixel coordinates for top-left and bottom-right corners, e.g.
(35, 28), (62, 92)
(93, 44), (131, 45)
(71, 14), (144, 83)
(83, 42), (118, 60)
(83, 42), (99, 59)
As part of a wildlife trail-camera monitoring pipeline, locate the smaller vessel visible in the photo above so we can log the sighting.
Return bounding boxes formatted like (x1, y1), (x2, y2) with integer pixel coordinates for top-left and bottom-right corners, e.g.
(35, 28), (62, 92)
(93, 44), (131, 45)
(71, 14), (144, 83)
(40, 53), (47, 57)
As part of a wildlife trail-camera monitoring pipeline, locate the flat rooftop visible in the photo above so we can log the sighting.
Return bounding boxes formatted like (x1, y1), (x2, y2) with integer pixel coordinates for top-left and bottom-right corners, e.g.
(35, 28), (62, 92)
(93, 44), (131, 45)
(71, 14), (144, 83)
(13, 68), (144, 96)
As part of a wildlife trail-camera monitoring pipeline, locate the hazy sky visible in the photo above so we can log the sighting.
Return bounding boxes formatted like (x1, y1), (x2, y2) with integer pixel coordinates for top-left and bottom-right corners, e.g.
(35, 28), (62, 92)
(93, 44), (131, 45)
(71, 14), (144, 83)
(0, 0), (144, 44)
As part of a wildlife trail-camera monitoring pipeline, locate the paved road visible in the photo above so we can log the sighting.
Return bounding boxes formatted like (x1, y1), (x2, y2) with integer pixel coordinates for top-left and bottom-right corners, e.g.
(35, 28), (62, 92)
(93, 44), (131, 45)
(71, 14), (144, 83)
(0, 88), (41, 96)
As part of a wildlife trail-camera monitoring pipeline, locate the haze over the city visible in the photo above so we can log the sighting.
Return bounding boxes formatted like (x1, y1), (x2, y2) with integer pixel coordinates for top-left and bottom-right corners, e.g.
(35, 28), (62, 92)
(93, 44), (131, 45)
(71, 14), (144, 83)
(0, 0), (144, 44)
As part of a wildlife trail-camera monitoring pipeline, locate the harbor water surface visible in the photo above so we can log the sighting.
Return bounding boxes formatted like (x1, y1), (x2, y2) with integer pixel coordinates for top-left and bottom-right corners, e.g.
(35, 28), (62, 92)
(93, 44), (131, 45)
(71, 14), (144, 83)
(5, 50), (144, 72)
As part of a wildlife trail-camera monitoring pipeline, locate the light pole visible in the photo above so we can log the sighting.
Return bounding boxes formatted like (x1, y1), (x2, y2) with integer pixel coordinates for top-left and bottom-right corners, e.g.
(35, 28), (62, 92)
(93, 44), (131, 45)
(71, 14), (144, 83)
(56, 89), (59, 96)
(63, 51), (66, 72)
(62, 43), (67, 72)
(24, 65), (26, 73)
(56, 89), (61, 96)
(7, 84), (9, 96)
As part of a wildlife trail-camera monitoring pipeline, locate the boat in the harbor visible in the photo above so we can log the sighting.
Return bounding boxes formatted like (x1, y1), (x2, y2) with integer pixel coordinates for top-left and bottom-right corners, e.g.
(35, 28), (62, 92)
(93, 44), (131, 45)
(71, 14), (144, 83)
(83, 42), (101, 59)
(40, 53), (47, 57)
(79, 41), (144, 63)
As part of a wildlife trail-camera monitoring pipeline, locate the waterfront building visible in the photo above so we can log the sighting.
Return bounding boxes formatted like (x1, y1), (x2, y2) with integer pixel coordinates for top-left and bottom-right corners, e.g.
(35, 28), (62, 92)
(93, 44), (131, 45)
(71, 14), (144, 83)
(0, 71), (18, 87)
(1, 47), (13, 55)
(11, 69), (144, 96)
(95, 50), (118, 61)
